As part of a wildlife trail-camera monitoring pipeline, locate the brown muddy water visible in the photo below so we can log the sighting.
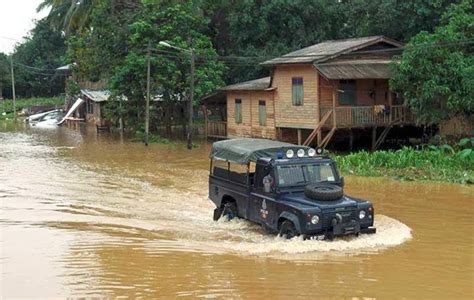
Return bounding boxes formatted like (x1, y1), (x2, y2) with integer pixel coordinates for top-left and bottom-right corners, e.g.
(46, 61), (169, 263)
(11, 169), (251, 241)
(1, 122), (473, 299)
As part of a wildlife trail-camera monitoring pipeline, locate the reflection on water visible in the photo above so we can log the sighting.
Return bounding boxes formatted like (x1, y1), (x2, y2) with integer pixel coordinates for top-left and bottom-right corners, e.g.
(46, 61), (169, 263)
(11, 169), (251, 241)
(1, 124), (473, 298)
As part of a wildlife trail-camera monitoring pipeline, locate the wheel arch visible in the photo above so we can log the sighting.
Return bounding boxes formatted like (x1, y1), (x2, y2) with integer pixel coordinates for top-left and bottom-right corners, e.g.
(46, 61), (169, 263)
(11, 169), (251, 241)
(278, 211), (302, 233)
(220, 194), (236, 208)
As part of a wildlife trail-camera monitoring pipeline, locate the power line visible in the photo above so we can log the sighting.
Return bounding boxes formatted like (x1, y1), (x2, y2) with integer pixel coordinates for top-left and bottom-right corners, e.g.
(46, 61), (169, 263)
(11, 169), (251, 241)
(150, 38), (474, 63)
(12, 61), (60, 72)
(10, 64), (60, 76)
(0, 36), (19, 41)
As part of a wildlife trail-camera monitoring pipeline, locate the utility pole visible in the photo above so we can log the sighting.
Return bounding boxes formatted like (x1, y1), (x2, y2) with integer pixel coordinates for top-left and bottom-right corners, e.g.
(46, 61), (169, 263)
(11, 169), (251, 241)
(10, 56), (16, 120)
(187, 47), (195, 150)
(145, 41), (151, 146)
(157, 40), (195, 150)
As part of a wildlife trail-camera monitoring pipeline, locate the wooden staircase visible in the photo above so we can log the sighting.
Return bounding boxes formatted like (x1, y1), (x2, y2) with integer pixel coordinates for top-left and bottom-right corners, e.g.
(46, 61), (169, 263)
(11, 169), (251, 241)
(319, 127), (336, 148)
(373, 118), (401, 150)
(303, 110), (336, 148)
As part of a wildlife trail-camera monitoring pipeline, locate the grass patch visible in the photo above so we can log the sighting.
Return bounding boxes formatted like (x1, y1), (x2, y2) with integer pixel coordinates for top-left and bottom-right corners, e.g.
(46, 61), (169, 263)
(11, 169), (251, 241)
(1, 97), (64, 114)
(0, 112), (15, 121)
(333, 145), (474, 184)
(131, 131), (173, 144)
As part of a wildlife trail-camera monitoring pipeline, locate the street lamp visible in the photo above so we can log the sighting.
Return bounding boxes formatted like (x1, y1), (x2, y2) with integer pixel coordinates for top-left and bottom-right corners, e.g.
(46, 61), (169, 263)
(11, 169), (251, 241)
(159, 41), (195, 150)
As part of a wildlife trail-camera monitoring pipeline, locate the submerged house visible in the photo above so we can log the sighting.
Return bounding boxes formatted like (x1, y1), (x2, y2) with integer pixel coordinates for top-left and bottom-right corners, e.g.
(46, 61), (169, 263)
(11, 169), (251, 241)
(57, 64), (111, 127)
(208, 36), (417, 149)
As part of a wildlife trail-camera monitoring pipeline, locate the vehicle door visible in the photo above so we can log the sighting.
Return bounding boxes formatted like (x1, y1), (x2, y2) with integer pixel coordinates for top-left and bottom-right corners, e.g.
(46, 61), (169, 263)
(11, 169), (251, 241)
(249, 166), (277, 227)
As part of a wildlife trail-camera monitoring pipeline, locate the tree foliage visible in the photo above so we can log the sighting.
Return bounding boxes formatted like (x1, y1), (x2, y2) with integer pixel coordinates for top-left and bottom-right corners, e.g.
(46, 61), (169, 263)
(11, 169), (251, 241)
(66, 0), (225, 130)
(200, 0), (459, 83)
(31, 0), (470, 131)
(0, 19), (66, 98)
(342, 0), (461, 42)
(0, 53), (10, 98)
(390, 0), (473, 124)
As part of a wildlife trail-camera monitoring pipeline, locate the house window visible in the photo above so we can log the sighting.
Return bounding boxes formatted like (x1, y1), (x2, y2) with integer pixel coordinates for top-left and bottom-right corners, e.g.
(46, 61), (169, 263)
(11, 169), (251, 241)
(87, 99), (94, 114)
(258, 100), (266, 126)
(339, 79), (356, 105)
(235, 99), (242, 123)
(292, 77), (304, 106)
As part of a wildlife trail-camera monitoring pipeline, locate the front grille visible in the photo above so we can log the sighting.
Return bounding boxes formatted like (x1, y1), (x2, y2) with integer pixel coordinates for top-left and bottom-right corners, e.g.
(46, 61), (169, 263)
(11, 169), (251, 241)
(322, 209), (357, 227)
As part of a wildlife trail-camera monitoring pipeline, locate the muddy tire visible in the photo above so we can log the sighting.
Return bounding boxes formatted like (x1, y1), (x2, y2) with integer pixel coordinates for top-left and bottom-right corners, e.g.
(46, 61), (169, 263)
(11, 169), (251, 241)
(221, 202), (238, 221)
(304, 183), (343, 201)
(279, 220), (298, 239)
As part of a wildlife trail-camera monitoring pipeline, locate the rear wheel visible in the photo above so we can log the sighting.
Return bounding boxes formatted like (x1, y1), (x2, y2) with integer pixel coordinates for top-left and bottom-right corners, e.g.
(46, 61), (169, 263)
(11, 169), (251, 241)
(279, 220), (298, 239)
(221, 202), (237, 221)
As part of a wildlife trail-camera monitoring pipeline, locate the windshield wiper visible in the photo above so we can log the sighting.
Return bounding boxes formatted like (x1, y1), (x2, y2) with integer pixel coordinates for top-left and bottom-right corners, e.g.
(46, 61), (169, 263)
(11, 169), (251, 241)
(294, 181), (308, 185)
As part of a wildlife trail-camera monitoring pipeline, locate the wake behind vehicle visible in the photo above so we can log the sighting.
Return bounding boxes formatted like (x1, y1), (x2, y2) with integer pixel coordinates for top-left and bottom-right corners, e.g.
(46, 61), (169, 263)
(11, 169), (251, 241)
(208, 138), (376, 239)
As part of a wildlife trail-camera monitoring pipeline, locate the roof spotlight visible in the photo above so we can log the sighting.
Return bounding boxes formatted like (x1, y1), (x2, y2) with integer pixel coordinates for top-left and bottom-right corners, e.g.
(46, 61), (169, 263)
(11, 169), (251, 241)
(286, 149), (294, 158)
(308, 148), (316, 157)
(297, 149), (305, 158)
(316, 147), (324, 155)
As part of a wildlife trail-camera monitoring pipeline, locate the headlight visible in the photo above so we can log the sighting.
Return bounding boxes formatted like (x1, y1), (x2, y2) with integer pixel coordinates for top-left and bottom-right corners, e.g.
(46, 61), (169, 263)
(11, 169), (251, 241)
(297, 149), (305, 157)
(359, 210), (366, 219)
(311, 215), (320, 224)
(286, 149), (294, 158)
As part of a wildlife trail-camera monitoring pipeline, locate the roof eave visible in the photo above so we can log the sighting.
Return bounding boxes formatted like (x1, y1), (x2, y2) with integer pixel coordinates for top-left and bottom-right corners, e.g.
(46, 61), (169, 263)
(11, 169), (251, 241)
(314, 36), (404, 64)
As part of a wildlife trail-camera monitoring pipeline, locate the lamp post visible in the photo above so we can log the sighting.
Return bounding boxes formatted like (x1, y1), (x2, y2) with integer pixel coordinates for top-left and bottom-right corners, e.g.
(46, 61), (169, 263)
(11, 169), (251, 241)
(158, 41), (195, 150)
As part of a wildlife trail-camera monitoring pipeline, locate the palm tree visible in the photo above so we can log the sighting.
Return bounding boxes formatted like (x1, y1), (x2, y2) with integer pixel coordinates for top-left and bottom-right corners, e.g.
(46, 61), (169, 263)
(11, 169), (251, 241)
(37, 0), (99, 33)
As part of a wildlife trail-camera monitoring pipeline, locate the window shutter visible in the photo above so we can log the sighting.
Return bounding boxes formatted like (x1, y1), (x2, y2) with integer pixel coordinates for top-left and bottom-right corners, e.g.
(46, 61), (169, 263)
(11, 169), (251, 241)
(258, 100), (266, 126)
(292, 77), (304, 105)
(235, 99), (242, 123)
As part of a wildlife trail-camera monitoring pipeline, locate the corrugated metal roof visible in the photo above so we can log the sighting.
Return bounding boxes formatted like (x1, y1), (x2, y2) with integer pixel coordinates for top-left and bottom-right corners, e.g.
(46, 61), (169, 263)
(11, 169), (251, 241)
(220, 77), (271, 91)
(315, 59), (393, 79)
(261, 36), (402, 66)
(81, 89), (111, 102)
(56, 64), (71, 70)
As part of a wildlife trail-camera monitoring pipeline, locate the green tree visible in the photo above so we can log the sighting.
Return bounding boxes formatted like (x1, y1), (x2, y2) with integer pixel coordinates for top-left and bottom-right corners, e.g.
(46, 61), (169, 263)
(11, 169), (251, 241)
(38, 0), (141, 33)
(201, 0), (346, 82)
(11, 19), (66, 98)
(342, 0), (461, 42)
(108, 0), (225, 132)
(0, 53), (10, 99)
(390, 0), (473, 124)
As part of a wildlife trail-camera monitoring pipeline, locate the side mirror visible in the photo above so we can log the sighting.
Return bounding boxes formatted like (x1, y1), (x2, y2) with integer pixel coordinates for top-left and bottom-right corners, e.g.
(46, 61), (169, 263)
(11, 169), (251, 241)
(340, 176), (345, 187)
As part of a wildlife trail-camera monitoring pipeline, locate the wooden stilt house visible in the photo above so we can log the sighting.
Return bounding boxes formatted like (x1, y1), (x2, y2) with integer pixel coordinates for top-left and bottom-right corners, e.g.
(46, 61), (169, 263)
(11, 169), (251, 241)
(210, 36), (417, 149)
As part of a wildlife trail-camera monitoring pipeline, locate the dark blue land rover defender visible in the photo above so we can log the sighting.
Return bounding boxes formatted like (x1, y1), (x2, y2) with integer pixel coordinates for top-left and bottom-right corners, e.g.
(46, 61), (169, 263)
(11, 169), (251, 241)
(209, 138), (376, 239)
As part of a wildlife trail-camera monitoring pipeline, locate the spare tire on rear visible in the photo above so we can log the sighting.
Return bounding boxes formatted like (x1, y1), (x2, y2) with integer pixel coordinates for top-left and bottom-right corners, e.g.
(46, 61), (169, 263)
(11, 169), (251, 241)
(304, 183), (343, 201)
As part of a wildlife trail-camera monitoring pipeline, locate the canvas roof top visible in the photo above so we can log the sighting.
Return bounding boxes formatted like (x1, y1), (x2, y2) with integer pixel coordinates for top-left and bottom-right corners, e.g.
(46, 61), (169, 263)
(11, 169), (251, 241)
(220, 77), (271, 91)
(210, 138), (309, 164)
(315, 59), (394, 79)
(261, 36), (403, 66)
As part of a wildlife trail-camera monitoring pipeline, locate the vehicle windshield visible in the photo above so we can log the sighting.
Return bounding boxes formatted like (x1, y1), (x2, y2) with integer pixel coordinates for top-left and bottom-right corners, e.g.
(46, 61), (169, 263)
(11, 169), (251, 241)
(276, 163), (336, 186)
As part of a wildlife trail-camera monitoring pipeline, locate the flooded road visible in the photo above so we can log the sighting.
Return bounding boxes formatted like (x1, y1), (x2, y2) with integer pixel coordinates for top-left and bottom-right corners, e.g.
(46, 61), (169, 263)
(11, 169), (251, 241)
(1, 123), (473, 298)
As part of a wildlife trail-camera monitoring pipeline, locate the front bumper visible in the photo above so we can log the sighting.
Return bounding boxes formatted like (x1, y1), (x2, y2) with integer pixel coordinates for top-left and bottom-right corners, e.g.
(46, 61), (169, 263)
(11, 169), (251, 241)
(307, 219), (376, 240)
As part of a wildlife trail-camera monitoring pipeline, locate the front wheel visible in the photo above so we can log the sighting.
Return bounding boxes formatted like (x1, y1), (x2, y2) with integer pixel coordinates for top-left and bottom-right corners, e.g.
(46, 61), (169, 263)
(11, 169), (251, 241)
(221, 202), (238, 221)
(279, 220), (298, 239)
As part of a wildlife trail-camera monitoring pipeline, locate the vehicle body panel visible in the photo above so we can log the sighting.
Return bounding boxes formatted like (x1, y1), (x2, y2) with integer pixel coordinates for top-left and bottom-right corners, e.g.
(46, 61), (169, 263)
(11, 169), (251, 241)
(208, 143), (376, 238)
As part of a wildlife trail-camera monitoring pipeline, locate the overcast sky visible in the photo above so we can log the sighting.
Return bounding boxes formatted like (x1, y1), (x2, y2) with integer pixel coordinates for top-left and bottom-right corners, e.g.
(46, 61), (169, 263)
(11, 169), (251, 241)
(0, 0), (50, 54)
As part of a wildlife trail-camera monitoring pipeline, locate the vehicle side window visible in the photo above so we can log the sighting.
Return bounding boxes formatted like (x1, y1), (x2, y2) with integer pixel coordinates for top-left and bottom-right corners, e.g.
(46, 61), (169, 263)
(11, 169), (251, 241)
(228, 163), (248, 184)
(212, 159), (229, 178)
(255, 165), (272, 189)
